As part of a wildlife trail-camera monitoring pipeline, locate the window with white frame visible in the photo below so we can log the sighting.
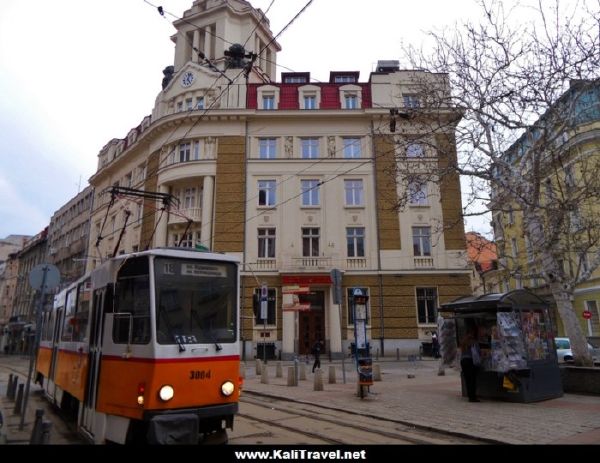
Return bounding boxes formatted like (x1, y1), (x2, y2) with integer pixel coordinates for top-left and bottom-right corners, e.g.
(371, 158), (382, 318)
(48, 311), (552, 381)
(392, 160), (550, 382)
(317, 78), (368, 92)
(183, 187), (196, 209)
(192, 141), (200, 160)
(344, 179), (364, 206)
(406, 143), (424, 158)
(346, 227), (365, 257)
(301, 180), (320, 206)
(258, 180), (276, 206)
(347, 287), (369, 324)
(179, 142), (191, 163)
(173, 232), (195, 248)
(344, 94), (358, 109)
(343, 138), (361, 158)
(303, 94), (317, 109)
(412, 226), (431, 256)
(335, 75), (357, 83)
(258, 228), (276, 258)
(301, 138), (320, 159)
(416, 287), (437, 324)
(262, 95), (275, 110)
(403, 94), (421, 108)
(302, 227), (319, 257)
(408, 181), (428, 206)
(259, 138), (277, 159)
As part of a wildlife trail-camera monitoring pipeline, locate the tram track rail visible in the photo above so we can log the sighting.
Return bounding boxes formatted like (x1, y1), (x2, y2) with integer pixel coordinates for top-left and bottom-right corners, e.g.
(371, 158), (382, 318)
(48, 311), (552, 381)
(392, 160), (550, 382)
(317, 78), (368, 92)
(238, 392), (497, 445)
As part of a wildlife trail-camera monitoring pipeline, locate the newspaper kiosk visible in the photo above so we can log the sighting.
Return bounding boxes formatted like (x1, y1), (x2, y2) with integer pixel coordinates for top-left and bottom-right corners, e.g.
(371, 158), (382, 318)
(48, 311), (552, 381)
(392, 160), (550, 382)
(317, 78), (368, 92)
(438, 290), (563, 403)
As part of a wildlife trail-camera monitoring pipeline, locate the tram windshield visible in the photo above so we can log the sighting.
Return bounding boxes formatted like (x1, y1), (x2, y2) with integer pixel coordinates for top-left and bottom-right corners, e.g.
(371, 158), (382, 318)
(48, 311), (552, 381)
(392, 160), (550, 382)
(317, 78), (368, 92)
(154, 257), (237, 346)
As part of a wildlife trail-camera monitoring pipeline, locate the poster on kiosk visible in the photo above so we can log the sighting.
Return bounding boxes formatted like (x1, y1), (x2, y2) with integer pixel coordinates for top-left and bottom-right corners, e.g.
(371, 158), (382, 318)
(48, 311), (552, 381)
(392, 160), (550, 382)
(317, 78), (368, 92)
(352, 288), (373, 397)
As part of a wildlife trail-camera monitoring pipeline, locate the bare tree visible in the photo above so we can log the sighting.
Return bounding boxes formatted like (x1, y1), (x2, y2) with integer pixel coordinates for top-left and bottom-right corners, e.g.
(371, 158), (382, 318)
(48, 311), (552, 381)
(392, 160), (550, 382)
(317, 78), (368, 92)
(390, 0), (600, 365)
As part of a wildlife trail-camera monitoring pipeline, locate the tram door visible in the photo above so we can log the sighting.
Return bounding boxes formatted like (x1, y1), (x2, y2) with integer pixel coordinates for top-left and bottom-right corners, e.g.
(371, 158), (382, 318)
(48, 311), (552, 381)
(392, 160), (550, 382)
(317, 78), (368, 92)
(80, 287), (108, 439)
(298, 291), (325, 355)
(46, 308), (63, 402)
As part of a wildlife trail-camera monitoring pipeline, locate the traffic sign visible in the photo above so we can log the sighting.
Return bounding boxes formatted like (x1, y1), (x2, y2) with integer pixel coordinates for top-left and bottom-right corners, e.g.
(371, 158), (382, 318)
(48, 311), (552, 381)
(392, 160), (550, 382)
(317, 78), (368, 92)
(582, 310), (592, 320)
(28, 264), (60, 292)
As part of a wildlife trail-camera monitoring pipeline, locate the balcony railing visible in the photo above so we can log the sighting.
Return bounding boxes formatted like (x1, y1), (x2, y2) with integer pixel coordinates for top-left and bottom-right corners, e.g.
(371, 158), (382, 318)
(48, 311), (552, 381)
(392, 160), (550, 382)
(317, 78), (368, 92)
(291, 256), (332, 270)
(346, 258), (367, 269)
(168, 207), (202, 225)
(414, 256), (434, 269)
(254, 259), (277, 271)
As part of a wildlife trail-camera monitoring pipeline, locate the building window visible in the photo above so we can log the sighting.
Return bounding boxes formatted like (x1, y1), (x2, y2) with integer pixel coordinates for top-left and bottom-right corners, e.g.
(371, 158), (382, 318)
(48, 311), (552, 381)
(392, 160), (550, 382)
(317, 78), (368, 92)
(511, 238), (518, 260)
(186, 98), (193, 111)
(406, 143), (424, 158)
(347, 227), (365, 257)
(344, 179), (364, 206)
(302, 227), (320, 257)
(408, 181), (428, 206)
(177, 101), (183, 112)
(191, 141), (200, 160)
(301, 138), (320, 159)
(303, 95), (317, 109)
(258, 228), (276, 258)
(301, 180), (320, 206)
(412, 226), (431, 256)
(344, 94), (358, 109)
(585, 300), (599, 336)
(403, 94), (421, 108)
(179, 142), (191, 162)
(284, 75), (308, 83)
(347, 287), (369, 325)
(335, 75), (356, 83)
(343, 138), (361, 158)
(507, 207), (514, 225)
(262, 95), (275, 110)
(258, 180), (276, 206)
(196, 97), (204, 109)
(254, 288), (276, 325)
(259, 138), (277, 159)
(183, 188), (196, 209)
(416, 287), (437, 324)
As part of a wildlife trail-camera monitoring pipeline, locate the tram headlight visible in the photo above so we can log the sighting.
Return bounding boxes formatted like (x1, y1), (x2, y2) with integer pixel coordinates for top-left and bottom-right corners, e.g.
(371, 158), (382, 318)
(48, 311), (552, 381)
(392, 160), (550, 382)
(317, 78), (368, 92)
(158, 385), (175, 402)
(221, 381), (235, 397)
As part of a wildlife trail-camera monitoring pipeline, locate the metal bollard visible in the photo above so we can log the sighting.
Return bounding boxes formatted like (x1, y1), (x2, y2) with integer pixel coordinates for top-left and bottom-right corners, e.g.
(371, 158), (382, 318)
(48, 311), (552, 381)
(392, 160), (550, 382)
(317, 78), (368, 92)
(6, 374), (13, 398)
(13, 383), (24, 415)
(40, 421), (52, 444)
(293, 356), (299, 385)
(8, 375), (18, 400)
(29, 409), (45, 444)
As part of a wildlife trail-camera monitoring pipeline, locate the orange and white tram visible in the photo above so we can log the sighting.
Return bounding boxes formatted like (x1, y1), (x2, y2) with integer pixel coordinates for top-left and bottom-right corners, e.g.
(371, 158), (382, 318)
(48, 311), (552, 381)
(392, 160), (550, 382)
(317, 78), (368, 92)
(35, 248), (241, 444)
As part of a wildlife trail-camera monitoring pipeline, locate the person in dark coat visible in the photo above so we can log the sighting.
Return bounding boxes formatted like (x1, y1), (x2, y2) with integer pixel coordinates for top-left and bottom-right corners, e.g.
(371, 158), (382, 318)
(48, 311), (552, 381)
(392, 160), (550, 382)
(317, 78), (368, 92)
(431, 331), (440, 358)
(460, 331), (481, 402)
(312, 339), (323, 373)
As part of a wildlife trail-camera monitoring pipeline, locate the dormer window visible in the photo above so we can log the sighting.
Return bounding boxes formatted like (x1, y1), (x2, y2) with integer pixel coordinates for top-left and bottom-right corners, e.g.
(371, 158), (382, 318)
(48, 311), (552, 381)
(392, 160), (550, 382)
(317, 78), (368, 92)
(304, 95), (316, 109)
(335, 75), (356, 83)
(282, 72), (310, 84)
(340, 85), (362, 110)
(403, 94), (421, 108)
(263, 95), (275, 110)
(257, 85), (280, 110)
(299, 85), (321, 110)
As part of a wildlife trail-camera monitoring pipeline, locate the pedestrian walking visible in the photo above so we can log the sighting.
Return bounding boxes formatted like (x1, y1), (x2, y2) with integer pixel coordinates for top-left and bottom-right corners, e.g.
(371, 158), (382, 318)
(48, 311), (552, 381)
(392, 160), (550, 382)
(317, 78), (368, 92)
(459, 330), (481, 402)
(312, 339), (323, 373)
(431, 331), (440, 358)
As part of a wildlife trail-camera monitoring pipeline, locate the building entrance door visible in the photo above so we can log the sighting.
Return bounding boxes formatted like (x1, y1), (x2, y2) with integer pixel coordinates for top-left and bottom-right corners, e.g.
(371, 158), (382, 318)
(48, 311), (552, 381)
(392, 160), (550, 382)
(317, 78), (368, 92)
(298, 290), (325, 355)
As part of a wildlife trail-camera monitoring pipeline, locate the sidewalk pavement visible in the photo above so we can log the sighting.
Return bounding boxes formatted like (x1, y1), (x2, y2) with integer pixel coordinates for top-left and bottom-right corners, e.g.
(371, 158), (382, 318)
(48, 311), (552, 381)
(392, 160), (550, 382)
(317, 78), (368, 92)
(241, 357), (600, 445)
(0, 354), (80, 445)
(2, 354), (600, 445)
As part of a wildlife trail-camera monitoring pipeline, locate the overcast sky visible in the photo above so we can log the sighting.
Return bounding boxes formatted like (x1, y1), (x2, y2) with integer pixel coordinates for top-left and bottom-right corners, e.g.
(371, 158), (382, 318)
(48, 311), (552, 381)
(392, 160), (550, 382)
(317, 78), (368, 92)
(0, 0), (531, 239)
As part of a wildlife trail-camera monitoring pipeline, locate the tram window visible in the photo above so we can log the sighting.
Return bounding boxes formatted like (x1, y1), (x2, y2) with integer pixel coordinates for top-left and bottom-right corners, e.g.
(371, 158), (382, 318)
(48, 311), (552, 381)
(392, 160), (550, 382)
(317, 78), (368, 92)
(61, 289), (78, 342)
(72, 280), (91, 343)
(114, 256), (150, 344)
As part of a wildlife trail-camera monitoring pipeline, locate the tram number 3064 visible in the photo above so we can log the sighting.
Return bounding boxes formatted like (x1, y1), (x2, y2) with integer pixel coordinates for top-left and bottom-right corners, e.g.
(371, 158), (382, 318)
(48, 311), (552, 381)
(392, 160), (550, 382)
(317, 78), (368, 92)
(189, 370), (212, 380)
